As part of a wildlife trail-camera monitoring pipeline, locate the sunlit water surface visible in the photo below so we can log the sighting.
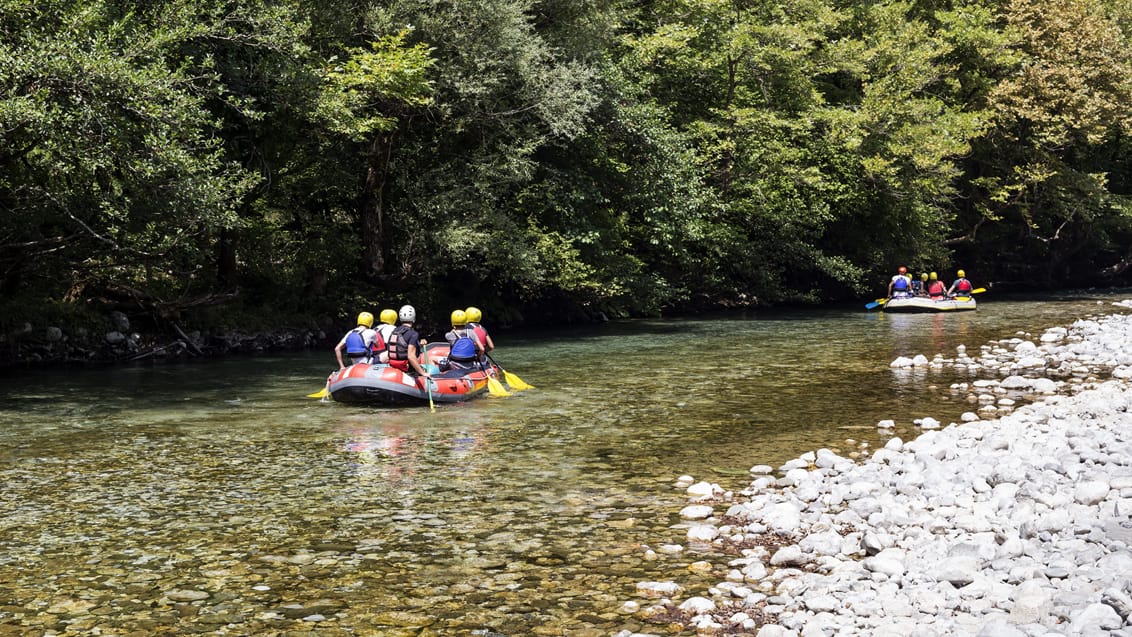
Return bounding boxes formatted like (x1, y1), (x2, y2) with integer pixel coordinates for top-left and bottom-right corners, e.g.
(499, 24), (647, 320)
(1, 291), (1128, 635)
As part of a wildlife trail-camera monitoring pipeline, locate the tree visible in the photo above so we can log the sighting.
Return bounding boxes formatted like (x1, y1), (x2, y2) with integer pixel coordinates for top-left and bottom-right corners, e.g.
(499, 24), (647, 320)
(957, 0), (1132, 284)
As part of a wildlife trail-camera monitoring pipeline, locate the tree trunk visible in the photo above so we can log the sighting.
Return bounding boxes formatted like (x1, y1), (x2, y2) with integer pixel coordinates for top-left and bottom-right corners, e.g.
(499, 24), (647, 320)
(359, 133), (392, 279)
(216, 228), (238, 289)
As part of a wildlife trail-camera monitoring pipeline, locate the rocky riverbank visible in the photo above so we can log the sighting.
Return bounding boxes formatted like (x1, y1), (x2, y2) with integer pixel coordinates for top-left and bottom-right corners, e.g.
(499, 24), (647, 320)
(632, 303), (1132, 636)
(0, 310), (330, 368)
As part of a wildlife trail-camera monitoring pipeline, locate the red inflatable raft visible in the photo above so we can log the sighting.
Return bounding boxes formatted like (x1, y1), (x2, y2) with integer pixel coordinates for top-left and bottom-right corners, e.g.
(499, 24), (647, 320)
(324, 343), (498, 406)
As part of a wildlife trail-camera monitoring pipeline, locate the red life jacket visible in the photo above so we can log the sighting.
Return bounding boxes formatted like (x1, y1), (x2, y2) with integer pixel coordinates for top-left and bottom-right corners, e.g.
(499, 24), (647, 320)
(471, 324), (488, 347)
(928, 280), (947, 298)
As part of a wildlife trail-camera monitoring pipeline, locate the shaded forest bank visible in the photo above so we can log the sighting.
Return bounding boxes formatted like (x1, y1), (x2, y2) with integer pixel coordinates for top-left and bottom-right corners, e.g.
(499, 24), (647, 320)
(5, 0), (1132, 364)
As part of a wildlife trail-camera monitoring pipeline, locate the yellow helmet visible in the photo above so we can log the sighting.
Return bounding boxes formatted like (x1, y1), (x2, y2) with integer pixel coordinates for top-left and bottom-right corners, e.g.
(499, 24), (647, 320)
(465, 306), (482, 323)
(450, 309), (467, 327)
(356, 311), (374, 328)
(920, 273), (928, 281)
(957, 269), (966, 278)
(929, 272), (938, 280)
(379, 309), (397, 325)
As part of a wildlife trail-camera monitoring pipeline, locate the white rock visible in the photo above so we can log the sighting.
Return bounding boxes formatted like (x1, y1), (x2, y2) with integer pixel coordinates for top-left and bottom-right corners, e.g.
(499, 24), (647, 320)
(1008, 580), (1049, 624)
(686, 481), (717, 499)
(687, 525), (719, 542)
(765, 502), (803, 534)
(916, 417), (941, 429)
(1074, 480), (1110, 505)
(935, 557), (978, 587)
(678, 596), (716, 613)
(742, 561), (768, 582)
(680, 505), (714, 520)
(635, 581), (683, 597)
(769, 545), (805, 566)
(1069, 602), (1122, 631)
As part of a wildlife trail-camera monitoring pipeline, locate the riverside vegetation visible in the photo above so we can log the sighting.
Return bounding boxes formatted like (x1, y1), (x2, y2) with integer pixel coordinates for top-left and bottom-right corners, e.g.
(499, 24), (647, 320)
(4, 0), (1132, 357)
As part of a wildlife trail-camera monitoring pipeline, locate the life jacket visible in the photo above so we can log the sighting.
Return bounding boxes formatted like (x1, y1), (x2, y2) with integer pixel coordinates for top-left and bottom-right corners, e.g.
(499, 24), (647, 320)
(344, 328), (370, 358)
(892, 275), (910, 292)
(928, 280), (947, 298)
(449, 328), (477, 362)
(369, 330), (386, 358)
(954, 278), (972, 294)
(471, 323), (488, 349)
(387, 325), (411, 361)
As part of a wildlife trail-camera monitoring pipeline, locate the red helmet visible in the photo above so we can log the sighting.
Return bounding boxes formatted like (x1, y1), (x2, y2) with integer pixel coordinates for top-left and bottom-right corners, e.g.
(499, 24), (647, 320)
(898, 266), (907, 274)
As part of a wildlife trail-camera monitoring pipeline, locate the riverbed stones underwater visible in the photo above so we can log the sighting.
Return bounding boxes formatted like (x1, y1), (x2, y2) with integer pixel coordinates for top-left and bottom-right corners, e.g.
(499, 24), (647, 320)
(632, 304), (1132, 636)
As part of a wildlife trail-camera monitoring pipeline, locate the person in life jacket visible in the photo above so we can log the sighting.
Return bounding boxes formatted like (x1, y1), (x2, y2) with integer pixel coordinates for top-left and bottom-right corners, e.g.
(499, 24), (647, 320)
(912, 272), (928, 297)
(947, 269), (974, 297)
(443, 309), (484, 371)
(887, 266), (913, 299)
(372, 308), (398, 364)
(464, 306), (494, 360)
(926, 272), (947, 299)
(335, 311), (380, 369)
(385, 304), (431, 379)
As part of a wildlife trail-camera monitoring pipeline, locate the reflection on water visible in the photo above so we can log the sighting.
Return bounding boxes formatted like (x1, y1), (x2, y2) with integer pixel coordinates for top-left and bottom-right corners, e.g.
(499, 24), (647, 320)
(0, 291), (1128, 635)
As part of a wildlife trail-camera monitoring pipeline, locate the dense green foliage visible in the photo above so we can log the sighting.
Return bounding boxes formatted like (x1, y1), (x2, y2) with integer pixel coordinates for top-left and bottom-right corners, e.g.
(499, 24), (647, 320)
(3, 0), (1132, 333)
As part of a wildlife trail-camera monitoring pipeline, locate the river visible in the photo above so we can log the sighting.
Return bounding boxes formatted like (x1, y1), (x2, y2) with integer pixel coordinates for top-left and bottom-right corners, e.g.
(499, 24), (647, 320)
(0, 291), (1128, 636)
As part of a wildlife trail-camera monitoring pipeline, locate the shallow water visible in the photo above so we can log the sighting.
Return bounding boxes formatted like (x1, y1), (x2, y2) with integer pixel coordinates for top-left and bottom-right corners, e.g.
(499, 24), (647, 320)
(1, 291), (1128, 635)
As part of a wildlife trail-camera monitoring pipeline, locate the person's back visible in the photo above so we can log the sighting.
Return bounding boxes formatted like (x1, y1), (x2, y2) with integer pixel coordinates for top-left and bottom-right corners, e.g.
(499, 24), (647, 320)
(386, 305), (431, 379)
(443, 309), (483, 371)
(888, 267), (912, 299)
(465, 306), (495, 357)
(926, 272), (946, 299)
(912, 273), (928, 296)
(335, 311), (377, 369)
(373, 308), (398, 364)
(948, 270), (973, 297)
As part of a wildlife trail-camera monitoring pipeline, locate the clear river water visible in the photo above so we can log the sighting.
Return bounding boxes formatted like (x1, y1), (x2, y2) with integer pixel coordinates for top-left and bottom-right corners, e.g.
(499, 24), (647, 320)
(1, 290), (1129, 636)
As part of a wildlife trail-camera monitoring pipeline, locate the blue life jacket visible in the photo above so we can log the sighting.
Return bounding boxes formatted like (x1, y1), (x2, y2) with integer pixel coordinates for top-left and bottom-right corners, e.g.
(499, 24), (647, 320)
(345, 329), (369, 357)
(449, 331), (477, 362)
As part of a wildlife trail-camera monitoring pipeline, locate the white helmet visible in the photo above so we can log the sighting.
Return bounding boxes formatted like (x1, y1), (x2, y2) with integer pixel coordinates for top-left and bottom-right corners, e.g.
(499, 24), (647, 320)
(398, 304), (416, 323)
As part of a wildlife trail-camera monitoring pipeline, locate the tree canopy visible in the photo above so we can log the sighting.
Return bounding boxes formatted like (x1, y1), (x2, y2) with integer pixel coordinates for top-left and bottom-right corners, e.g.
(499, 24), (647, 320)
(3, 0), (1132, 332)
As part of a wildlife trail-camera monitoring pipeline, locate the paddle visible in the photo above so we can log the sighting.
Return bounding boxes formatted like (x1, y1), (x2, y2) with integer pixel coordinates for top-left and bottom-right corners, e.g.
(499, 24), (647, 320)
(952, 287), (986, 299)
(307, 374), (331, 399)
(486, 353), (533, 391)
(419, 345), (436, 411)
(479, 358), (511, 397)
(865, 297), (887, 310)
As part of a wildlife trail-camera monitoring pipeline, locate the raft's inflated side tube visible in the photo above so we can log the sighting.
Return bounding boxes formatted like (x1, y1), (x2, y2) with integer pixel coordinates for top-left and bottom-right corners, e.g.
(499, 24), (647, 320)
(327, 362), (491, 406)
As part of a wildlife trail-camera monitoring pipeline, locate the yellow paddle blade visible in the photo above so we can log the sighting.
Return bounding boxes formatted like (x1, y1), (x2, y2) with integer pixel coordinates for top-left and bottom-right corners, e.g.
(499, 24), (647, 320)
(487, 376), (511, 397)
(971, 287), (986, 294)
(502, 369), (533, 391)
(306, 388), (328, 399)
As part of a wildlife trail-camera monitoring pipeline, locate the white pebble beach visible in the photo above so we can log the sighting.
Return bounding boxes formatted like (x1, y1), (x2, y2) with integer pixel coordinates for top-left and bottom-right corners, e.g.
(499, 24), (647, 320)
(628, 303), (1132, 637)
